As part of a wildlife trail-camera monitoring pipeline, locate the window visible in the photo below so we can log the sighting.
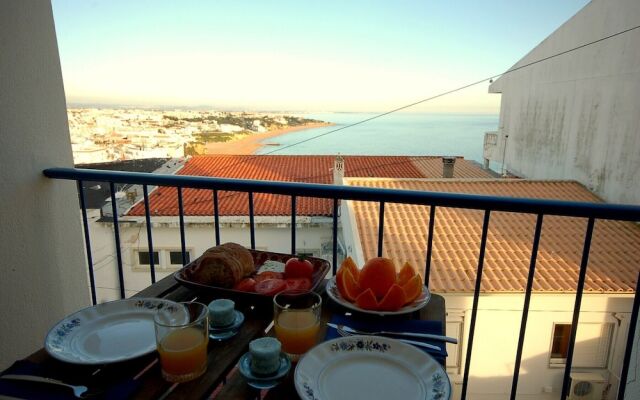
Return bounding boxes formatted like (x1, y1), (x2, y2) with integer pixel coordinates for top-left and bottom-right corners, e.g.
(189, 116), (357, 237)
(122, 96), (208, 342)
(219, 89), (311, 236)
(549, 323), (614, 368)
(169, 251), (191, 266)
(137, 251), (159, 265)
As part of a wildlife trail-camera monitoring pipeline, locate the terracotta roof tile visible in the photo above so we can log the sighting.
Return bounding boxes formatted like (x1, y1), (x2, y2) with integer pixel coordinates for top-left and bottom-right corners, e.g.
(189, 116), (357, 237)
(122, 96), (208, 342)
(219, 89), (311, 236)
(346, 179), (639, 294)
(127, 155), (492, 217)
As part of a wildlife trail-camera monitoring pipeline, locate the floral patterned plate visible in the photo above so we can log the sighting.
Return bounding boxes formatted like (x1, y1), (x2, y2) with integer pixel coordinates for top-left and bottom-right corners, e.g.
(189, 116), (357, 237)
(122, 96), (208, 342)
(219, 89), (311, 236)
(294, 335), (450, 400)
(326, 277), (430, 316)
(45, 298), (188, 364)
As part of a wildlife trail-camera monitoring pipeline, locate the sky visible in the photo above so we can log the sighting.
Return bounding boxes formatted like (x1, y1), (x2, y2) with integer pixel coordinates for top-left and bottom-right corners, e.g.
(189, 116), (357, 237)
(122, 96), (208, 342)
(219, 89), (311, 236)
(52, 0), (590, 113)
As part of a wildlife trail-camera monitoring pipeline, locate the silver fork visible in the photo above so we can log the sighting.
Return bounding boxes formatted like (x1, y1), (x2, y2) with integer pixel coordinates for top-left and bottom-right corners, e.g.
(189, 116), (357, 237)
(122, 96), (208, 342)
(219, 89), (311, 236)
(335, 327), (442, 352)
(333, 323), (457, 344)
(1, 374), (89, 398)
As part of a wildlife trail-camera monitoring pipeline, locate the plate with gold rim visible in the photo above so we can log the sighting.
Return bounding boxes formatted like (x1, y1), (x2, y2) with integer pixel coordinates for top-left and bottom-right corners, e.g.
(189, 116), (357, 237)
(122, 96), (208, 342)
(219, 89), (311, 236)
(294, 335), (450, 400)
(45, 298), (188, 364)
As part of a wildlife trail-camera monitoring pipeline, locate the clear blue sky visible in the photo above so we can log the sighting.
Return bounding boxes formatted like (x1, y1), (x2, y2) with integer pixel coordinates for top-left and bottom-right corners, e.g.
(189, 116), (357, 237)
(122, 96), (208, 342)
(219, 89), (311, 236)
(52, 0), (590, 112)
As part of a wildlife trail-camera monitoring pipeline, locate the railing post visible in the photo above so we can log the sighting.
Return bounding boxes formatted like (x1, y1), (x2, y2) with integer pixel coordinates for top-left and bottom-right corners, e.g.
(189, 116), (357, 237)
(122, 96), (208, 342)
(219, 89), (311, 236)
(332, 198), (339, 274)
(213, 190), (220, 245)
(76, 181), (97, 305)
(291, 195), (296, 254)
(617, 269), (640, 400)
(424, 205), (436, 286)
(248, 192), (255, 249)
(142, 185), (156, 283)
(461, 210), (491, 400)
(377, 202), (385, 257)
(177, 187), (187, 265)
(109, 182), (125, 299)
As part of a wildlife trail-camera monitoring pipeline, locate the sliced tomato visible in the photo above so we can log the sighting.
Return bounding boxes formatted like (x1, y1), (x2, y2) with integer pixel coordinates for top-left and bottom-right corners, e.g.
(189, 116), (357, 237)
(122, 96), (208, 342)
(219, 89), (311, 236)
(255, 271), (284, 283)
(255, 278), (287, 296)
(284, 257), (314, 279)
(285, 278), (312, 291)
(233, 277), (256, 292)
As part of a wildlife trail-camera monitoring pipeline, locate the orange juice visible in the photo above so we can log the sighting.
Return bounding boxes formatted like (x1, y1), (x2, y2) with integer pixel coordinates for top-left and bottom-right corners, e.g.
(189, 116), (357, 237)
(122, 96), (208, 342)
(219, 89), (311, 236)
(158, 327), (208, 376)
(274, 310), (320, 354)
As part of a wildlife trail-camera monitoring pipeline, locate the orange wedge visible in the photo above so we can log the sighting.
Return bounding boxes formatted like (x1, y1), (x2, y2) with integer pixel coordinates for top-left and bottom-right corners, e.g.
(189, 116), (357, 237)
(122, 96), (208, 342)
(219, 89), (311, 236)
(402, 275), (423, 304)
(378, 284), (406, 311)
(355, 288), (379, 311)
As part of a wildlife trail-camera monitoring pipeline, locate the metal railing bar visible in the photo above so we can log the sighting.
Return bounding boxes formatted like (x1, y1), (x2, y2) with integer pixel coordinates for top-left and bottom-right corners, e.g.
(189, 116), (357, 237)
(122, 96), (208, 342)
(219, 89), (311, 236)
(142, 185), (156, 284)
(291, 195), (296, 254)
(77, 180), (97, 305)
(424, 205), (436, 286)
(248, 192), (255, 250)
(460, 209), (491, 400)
(617, 269), (640, 400)
(561, 217), (596, 399)
(43, 168), (640, 221)
(109, 182), (125, 299)
(377, 202), (385, 257)
(510, 213), (544, 400)
(177, 187), (187, 266)
(212, 190), (220, 246)
(332, 198), (339, 275)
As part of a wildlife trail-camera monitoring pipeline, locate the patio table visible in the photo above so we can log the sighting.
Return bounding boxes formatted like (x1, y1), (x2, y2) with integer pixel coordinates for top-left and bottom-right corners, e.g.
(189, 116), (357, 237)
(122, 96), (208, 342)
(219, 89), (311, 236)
(17, 274), (446, 399)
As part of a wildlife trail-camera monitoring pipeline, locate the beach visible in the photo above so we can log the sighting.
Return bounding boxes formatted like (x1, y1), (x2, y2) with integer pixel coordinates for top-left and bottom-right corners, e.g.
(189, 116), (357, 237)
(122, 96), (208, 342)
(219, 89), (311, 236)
(204, 122), (332, 155)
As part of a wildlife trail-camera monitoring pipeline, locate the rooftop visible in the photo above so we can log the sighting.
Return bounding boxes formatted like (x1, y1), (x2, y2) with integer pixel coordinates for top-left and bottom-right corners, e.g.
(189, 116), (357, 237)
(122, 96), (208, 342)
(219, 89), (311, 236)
(345, 178), (640, 293)
(127, 155), (494, 217)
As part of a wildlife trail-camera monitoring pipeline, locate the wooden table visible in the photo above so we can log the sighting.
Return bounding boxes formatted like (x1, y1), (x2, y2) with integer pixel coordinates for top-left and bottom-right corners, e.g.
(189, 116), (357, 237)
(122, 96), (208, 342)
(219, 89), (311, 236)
(23, 274), (446, 399)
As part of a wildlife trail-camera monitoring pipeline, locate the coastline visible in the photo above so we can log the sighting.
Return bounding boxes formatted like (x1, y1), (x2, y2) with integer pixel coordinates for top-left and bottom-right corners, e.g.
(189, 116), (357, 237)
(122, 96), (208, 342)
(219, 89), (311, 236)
(204, 122), (332, 155)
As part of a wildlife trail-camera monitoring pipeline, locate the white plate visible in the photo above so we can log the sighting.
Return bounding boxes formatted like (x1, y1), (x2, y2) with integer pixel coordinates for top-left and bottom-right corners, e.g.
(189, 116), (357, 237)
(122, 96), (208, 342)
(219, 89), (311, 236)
(326, 277), (430, 316)
(45, 298), (188, 364)
(295, 335), (450, 400)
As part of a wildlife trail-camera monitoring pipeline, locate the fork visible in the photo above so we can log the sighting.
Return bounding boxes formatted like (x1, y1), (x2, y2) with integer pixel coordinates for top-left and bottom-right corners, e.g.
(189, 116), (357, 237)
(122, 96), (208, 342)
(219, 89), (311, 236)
(1, 374), (89, 398)
(335, 327), (442, 352)
(331, 323), (458, 344)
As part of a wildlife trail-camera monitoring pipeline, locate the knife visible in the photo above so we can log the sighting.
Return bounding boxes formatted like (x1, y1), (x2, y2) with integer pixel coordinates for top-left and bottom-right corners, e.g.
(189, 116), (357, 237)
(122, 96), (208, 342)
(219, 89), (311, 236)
(327, 323), (458, 344)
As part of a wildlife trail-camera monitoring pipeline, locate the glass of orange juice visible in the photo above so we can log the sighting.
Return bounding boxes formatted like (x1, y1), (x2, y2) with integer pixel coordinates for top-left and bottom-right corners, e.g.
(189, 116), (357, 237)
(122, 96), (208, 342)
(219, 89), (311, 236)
(273, 290), (322, 360)
(154, 302), (209, 382)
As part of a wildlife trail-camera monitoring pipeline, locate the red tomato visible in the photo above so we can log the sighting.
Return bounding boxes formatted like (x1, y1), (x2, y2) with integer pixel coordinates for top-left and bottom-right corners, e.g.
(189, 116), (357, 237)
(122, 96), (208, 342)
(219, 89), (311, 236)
(255, 278), (287, 296)
(284, 257), (314, 279)
(255, 271), (284, 283)
(233, 278), (256, 292)
(285, 278), (312, 291)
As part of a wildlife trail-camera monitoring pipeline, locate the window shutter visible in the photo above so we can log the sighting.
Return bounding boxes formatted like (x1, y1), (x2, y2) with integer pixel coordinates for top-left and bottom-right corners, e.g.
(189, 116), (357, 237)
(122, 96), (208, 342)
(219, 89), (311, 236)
(572, 323), (613, 368)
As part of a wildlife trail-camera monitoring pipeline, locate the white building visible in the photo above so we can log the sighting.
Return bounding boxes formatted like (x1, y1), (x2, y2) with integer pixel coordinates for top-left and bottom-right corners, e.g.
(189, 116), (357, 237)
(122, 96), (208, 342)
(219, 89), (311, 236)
(483, 0), (640, 205)
(341, 177), (639, 399)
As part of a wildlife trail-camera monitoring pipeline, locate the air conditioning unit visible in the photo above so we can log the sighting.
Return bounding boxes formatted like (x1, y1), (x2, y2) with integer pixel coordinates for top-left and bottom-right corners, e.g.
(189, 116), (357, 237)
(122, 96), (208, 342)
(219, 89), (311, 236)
(568, 372), (606, 400)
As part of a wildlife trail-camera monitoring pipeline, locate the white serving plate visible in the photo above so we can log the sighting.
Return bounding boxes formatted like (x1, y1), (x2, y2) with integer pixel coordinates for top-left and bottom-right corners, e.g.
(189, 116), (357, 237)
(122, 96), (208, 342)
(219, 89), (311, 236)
(45, 298), (188, 364)
(295, 335), (450, 400)
(325, 277), (430, 316)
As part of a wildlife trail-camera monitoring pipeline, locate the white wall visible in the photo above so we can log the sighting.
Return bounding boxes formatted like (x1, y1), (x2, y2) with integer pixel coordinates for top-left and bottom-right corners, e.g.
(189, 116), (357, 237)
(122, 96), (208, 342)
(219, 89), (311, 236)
(89, 216), (334, 302)
(0, 1), (90, 368)
(488, 0), (640, 205)
(624, 308), (640, 400)
(443, 293), (634, 399)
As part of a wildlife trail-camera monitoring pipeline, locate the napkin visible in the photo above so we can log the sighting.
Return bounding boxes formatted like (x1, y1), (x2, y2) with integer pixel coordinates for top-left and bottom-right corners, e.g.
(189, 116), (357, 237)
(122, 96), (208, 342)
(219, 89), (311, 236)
(0, 360), (141, 399)
(325, 314), (448, 366)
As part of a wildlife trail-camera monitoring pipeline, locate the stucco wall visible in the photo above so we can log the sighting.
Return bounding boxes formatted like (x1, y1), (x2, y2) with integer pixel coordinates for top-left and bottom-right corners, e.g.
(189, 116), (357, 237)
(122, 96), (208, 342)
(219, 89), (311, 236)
(0, 1), (90, 368)
(489, 0), (640, 205)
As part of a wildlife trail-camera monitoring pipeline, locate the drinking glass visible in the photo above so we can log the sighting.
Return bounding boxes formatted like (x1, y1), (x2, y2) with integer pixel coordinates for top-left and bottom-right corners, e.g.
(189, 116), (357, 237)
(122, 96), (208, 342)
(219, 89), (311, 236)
(154, 302), (209, 382)
(273, 290), (322, 360)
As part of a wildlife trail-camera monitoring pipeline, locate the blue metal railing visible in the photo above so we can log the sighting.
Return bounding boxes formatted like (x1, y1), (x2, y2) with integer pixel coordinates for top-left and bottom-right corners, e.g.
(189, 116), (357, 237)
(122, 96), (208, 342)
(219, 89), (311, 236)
(44, 167), (640, 400)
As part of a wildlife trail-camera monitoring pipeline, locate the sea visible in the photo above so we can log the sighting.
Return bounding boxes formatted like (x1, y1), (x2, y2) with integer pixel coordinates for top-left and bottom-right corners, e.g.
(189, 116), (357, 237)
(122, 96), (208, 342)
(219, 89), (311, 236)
(256, 112), (499, 164)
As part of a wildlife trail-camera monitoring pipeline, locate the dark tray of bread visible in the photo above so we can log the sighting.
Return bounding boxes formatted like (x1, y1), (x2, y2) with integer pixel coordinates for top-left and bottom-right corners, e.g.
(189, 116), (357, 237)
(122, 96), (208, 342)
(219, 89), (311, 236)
(174, 242), (330, 300)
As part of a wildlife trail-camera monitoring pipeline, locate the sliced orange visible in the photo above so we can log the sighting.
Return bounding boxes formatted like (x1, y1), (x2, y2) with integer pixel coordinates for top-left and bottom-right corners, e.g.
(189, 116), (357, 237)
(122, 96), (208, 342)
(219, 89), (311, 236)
(355, 288), (379, 311)
(339, 256), (360, 280)
(378, 284), (406, 311)
(397, 262), (417, 286)
(358, 257), (396, 298)
(401, 275), (423, 305)
(337, 269), (362, 302)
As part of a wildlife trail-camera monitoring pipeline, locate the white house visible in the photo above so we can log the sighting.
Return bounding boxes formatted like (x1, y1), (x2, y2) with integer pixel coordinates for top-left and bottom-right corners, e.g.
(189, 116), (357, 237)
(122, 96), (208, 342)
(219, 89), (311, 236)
(483, 0), (640, 205)
(341, 177), (639, 399)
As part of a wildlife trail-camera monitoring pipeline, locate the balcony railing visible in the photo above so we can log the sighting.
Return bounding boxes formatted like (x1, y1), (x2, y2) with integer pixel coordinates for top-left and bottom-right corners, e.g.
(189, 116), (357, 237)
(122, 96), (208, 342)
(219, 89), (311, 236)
(44, 167), (640, 400)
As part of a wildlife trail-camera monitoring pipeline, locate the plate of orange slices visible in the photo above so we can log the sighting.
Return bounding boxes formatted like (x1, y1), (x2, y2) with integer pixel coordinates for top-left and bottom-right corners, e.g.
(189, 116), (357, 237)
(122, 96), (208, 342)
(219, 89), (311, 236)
(327, 257), (430, 316)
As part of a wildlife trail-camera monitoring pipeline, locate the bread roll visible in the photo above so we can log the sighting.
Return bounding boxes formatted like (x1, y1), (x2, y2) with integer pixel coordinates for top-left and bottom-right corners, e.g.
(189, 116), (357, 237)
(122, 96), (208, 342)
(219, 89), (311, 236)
(187, 243), (254, 288)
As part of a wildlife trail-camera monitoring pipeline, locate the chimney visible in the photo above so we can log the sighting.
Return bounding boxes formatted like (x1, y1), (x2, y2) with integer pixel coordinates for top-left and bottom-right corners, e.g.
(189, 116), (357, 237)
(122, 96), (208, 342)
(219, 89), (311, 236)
(442, 157), (456, 178)
(333, 155), (344, 185)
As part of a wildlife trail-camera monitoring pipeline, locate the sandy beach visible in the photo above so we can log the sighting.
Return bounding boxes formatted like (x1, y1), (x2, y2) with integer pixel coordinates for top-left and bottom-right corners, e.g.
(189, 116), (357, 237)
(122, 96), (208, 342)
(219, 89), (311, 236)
(204, 122), (332, 155)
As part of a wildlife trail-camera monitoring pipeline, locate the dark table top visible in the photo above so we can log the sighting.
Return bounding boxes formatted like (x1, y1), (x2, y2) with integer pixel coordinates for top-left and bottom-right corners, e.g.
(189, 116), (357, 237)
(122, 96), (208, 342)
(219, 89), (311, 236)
(22, 274), (446, 399)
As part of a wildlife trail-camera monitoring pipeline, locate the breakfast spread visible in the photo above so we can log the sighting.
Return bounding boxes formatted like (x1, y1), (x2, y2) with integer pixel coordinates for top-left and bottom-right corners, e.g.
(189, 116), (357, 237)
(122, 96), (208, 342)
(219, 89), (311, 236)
(185, 242), (255, 288)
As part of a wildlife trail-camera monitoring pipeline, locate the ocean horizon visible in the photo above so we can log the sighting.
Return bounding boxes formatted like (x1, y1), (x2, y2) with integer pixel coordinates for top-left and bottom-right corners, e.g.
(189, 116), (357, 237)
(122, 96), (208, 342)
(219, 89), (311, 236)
(256, 112), (499, 164)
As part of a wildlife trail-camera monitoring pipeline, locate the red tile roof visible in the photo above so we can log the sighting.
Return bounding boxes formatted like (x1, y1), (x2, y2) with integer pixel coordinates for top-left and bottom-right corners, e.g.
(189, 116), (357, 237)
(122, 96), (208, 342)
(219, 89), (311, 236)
(127, 155), (493, 217)
(345, 178), (640, 294)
